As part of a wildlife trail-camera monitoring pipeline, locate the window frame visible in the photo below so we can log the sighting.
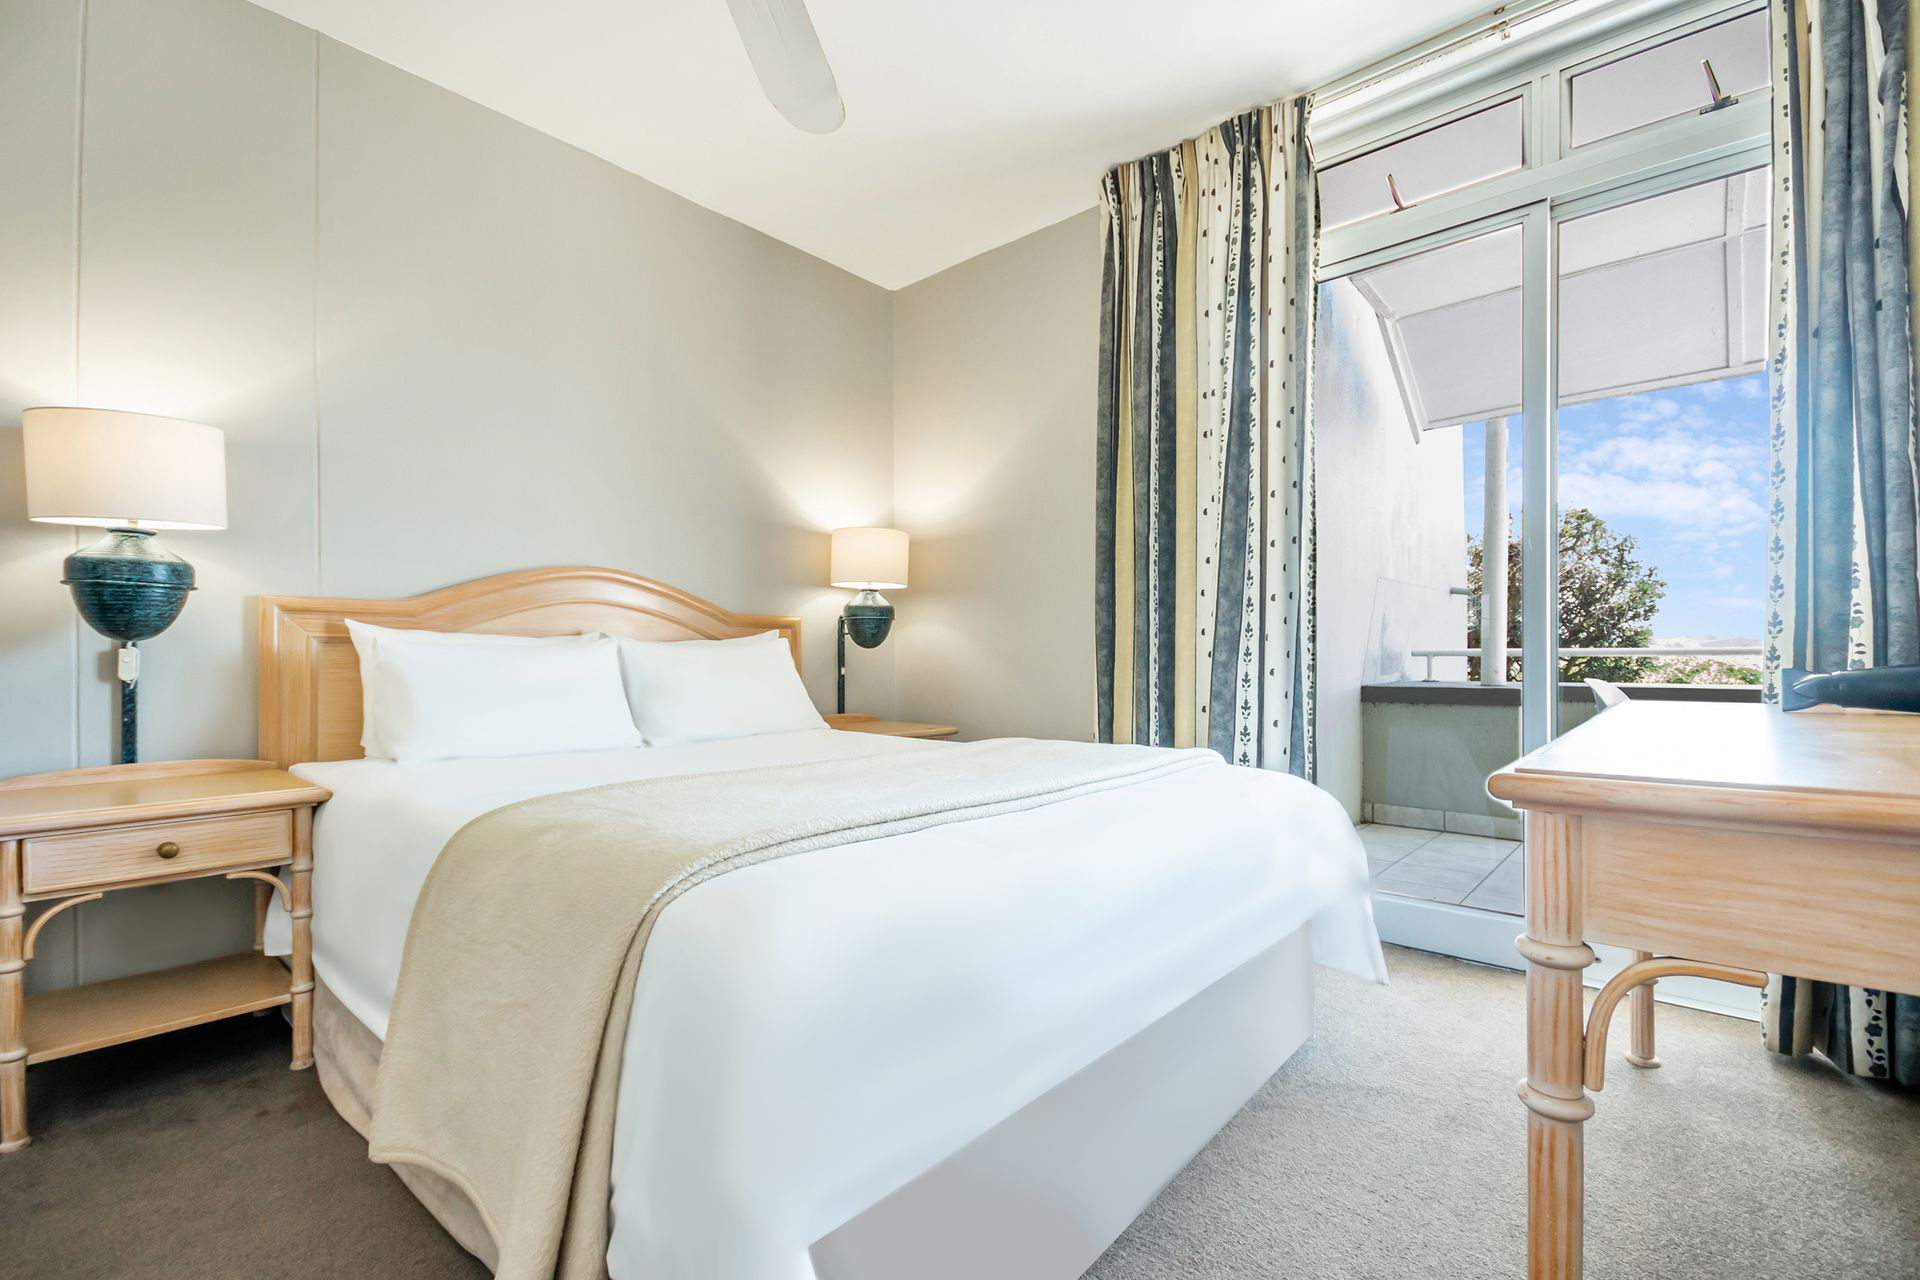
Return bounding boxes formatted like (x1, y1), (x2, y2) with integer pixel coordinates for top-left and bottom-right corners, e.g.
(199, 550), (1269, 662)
(1315, 0), (1770, 279)
(1311, 0), (1772, 753)
(1315, 86), (1532, 231)
(1558, 4), (1772, 152)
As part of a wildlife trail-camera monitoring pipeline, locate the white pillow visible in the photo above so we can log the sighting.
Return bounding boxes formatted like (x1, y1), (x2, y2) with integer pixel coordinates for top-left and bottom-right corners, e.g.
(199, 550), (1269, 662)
(345, 621), (589, 758)
(344, 621), (641, 763)
(616, 632), (826, 746)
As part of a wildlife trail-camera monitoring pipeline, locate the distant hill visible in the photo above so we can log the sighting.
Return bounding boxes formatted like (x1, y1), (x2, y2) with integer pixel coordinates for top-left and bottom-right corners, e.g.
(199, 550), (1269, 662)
(1650, 635), (1762, 649)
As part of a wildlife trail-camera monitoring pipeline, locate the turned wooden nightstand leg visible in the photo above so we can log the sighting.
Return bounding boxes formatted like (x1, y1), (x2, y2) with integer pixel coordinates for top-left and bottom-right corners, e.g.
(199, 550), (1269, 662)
(289, 810), (314, 1071)
(1, 839), (28, 1152)
(252, 880), (271, 953)
(1518, 813), (1592, 1279)
(1625, 949), (1660, 1069)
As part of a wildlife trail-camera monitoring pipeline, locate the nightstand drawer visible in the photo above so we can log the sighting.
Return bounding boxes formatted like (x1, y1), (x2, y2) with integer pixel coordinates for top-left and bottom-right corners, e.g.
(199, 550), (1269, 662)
(22, 810), (293, 896)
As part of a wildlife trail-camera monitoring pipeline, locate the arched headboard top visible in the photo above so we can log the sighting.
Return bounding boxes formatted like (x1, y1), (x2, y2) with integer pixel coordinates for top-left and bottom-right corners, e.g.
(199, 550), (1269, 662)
(258, 566), (801, 767)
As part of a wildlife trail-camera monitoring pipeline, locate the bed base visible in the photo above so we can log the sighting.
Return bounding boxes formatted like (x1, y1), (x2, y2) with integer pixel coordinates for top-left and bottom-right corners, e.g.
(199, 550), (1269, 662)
(312, 923), (1315, 1279)
(811, 923), (1314, 1279)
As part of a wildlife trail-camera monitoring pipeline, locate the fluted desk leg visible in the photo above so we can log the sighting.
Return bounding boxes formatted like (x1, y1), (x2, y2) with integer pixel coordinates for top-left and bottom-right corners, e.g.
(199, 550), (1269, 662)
(1518, 813), (1593, 1279)
(1626, 950), (1660, 1069)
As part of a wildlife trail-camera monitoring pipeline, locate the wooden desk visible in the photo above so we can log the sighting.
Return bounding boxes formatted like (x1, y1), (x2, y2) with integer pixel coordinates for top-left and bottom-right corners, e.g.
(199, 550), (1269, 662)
(1488, 703), (1920, 1279)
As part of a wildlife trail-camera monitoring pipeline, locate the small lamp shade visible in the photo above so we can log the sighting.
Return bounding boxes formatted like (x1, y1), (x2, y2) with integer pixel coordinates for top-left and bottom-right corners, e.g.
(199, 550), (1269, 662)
(23, 407), (227, 530)
(830, 526), (908, 590)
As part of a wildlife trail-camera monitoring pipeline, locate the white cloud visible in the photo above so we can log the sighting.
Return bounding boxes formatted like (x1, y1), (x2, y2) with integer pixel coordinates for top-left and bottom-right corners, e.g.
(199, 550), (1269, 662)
(1560, 471), (1766, 533)
(1558, 425), (1768, 535)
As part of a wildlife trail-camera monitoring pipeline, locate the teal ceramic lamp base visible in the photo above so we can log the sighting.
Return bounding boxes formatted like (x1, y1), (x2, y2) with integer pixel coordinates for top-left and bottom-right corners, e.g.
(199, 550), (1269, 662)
(62, 528), (196, 764)
(836, 589), (894, 714)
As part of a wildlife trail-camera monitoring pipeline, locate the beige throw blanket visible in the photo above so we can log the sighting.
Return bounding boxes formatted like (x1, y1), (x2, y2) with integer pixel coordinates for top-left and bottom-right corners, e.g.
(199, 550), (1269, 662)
(368, 738), (1214, 1280)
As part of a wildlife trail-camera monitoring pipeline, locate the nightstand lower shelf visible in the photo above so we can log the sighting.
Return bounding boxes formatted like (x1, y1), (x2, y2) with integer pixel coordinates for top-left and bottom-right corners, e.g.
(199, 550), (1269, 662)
(25, 953), (292, 1066)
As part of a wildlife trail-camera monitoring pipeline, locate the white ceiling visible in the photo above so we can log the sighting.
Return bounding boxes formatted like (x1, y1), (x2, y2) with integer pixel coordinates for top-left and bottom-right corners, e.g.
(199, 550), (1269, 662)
(246, 0), (1491, 288)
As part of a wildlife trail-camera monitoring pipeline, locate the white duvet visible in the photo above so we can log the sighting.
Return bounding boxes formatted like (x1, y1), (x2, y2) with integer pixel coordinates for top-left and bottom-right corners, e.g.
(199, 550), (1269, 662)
(266, 730), (1384, 1279)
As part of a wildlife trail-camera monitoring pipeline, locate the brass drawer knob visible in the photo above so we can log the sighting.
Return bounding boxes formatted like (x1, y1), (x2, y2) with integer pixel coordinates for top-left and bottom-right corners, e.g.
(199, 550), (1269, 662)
(155, 840), (181, 860)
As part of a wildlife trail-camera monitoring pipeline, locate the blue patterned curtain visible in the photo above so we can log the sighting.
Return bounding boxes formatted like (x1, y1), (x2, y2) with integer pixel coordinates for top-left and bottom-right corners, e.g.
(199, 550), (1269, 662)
(1763, 0), (1920, 1084)
(1095, 103), (1316, 774)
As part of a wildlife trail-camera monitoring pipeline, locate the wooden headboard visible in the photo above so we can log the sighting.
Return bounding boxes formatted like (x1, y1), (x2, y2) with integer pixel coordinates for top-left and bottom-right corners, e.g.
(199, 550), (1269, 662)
(257, 566), (801, 767)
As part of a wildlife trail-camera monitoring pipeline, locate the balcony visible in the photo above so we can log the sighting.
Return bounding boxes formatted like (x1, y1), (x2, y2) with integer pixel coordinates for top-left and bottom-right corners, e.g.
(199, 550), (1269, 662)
(1313, 170), (1772, 920)
(1354, 671), (1760, 915)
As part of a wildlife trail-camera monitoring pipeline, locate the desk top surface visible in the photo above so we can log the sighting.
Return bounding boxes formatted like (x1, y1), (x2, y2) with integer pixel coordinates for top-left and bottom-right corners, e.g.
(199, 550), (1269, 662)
(1490, 703), (1920, 827)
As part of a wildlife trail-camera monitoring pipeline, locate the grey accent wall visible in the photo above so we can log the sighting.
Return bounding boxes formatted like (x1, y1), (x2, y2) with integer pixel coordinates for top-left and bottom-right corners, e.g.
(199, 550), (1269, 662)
(1, 0), (894, 993)
(891, 210), (1103, 742)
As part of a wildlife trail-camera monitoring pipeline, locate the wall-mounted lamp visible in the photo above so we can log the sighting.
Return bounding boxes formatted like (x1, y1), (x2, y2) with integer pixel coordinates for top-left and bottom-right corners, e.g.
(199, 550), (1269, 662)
(829, 526), (907, 715)
(22, 407), (228, 764)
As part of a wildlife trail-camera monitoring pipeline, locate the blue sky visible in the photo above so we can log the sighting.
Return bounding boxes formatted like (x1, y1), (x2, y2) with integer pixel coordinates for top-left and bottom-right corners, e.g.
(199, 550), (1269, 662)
(1460, 372), (1770, 639)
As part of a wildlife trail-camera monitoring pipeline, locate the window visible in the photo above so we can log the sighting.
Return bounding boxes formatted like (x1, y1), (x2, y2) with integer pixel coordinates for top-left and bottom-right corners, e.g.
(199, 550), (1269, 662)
(1554, 169), (1771, 688)
(1317, 98), (1524, 230)
(1313, 2), (1775, 946)
(1568, 10), (1769, 147)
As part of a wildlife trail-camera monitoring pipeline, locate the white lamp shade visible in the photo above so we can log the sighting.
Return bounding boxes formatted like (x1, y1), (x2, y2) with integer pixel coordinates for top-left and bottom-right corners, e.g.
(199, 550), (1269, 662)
(830, 526), (908, 590)
(23, 407), (227, 530)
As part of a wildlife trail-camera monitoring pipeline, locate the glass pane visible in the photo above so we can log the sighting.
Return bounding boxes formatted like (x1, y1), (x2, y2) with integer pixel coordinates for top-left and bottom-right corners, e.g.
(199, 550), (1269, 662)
(1318, 223), (1525, 918)
(1569, 11), (1769, 147)
(1554, 168), (1771, 716)
(1318, 99), (1524, 229)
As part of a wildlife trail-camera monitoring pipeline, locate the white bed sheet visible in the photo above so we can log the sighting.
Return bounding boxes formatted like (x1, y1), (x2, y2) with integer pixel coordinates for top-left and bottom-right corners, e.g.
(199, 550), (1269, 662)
(266, 731), (1384, 1280)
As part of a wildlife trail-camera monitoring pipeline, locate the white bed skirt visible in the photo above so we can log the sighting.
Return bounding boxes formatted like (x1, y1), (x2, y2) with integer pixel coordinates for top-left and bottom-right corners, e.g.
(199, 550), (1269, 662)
(309, 923), (1314, 1280)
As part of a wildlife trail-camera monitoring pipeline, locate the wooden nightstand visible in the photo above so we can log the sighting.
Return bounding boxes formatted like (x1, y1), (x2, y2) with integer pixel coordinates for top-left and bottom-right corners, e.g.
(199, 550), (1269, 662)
(825, 713), (959, 740)
(0, 759), (331, 1152)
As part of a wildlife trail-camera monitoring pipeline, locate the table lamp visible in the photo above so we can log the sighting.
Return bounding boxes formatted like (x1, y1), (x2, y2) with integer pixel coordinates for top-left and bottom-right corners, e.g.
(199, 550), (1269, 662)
(829, 526), (907, 714)
(23, 407), (228, 764)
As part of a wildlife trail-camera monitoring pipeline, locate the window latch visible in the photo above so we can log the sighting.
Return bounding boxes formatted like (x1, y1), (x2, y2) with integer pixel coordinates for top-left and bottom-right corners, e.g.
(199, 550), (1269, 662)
(1698, 58), (1737, 114)
(1385, 172), (1411, 212)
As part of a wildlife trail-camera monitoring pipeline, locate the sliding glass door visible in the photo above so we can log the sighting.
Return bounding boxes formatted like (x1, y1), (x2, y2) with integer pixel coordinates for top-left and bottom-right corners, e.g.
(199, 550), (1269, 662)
(1309, 0), (1774, 966)
(1317, 217), (1535, 934)
(1552, 164), (1773, 711)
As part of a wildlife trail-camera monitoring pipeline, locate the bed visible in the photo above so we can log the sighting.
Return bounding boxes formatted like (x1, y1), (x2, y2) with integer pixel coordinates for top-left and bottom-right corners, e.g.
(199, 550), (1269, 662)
(254, 566), (1384, 1280)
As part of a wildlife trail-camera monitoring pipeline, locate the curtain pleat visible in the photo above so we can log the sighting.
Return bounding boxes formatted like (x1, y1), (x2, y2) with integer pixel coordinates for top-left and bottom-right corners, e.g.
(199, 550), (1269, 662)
(1764, 0), (1920, 1086)
(1095, 103), (1315, 776)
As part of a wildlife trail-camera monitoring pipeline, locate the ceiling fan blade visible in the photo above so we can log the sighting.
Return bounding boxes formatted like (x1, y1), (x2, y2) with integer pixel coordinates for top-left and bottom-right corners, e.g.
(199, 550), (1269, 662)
(723, 0), (845, 133)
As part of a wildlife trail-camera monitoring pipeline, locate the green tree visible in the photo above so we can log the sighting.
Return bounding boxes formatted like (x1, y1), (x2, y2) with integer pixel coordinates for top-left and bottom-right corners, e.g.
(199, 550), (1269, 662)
(1466, 508), (1666, 683)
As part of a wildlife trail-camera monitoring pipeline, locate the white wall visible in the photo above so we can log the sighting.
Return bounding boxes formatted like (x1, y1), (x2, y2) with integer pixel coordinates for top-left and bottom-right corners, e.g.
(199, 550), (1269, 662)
(1, 0), (895, 992)
(1313, 277), (1468, 820)
(0, 2), (1482, 998)
(892, 210), (1104, 741)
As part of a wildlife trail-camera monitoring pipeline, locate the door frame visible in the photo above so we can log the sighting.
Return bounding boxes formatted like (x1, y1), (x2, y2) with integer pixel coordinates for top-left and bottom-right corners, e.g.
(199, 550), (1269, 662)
(1315, 106), (1771, 1006)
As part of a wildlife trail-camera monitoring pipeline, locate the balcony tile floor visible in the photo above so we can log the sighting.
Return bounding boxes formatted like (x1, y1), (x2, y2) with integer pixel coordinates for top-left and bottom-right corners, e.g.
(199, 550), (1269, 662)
(1358, 824), (1523, 915)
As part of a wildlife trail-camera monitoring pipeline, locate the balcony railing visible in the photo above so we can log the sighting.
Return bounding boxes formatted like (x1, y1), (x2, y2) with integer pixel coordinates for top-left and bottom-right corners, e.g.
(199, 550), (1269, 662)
(1408, 645), (1763, 682)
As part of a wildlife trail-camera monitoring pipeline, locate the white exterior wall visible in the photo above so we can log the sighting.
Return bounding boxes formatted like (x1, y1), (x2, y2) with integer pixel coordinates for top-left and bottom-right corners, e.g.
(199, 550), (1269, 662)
(1314, 277), (1469, 820)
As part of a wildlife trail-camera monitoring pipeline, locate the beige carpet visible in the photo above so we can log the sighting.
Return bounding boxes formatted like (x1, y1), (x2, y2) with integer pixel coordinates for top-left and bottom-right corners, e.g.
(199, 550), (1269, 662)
(4, 946), (1915, 1278)
(1087, 948), (1920, 1279)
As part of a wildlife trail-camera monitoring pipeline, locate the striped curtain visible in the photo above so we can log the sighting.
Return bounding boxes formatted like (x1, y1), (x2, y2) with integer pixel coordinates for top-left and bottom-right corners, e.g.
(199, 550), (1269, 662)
(1094, 102), (1316, 775)
(1763, 0), (1920, 1084)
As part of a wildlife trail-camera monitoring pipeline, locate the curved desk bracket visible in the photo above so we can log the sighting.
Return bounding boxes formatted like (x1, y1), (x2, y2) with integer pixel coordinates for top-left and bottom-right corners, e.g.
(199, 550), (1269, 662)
(1584, 956), (1767, 1090)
